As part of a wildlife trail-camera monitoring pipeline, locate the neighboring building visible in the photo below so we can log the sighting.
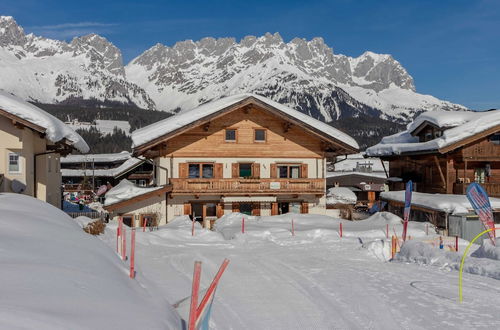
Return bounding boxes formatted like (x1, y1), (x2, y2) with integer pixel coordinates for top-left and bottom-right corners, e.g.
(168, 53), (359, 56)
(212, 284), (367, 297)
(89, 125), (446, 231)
(366, 110), (500, 198)
(105, 94), (359, 227)
(0, 91), (89, 207)
(65, 119), (131, 136)
(61, 151), (154, 193)
(327, 153), (388, 208)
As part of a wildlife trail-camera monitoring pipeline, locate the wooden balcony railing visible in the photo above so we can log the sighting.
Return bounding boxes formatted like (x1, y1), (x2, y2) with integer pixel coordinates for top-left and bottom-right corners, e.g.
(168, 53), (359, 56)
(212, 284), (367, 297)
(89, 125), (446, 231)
(453, 182), (500, 197)
(169, 178), (325, 195)
(462, 142), (500, 159)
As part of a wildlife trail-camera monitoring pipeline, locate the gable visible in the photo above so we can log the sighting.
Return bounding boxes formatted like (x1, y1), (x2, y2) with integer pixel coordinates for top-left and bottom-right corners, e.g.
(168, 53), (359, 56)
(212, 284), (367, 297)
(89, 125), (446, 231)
(132, 95), (358, 156)
(156, 105), (334, 158)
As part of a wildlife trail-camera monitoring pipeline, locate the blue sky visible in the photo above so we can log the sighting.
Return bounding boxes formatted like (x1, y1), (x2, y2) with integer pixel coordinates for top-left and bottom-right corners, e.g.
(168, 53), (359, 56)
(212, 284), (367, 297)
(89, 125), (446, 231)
(1, 0), (499, 110)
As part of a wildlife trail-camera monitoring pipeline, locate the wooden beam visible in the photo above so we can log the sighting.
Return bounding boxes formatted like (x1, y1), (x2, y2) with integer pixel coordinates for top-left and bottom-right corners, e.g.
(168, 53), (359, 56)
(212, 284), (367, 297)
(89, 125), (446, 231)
(439, 124), (500, 154)
(433, 156), (446, 189)
(0, 108), (46, 133)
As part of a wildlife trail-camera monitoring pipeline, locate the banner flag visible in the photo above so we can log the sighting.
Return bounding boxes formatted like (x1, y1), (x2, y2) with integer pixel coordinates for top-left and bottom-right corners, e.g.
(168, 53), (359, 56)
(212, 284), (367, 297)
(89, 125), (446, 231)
(402, 180), (413, 241)
(466, 183), (496, 245)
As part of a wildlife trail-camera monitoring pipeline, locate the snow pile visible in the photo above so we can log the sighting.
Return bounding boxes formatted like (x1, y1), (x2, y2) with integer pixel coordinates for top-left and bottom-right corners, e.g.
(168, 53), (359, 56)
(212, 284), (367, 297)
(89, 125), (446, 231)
(0, 90), (89, 153)
(0, 193), (180, 328)
(326, 187), (357, 205)
(132, 94), (359, 150)
(471, 239), (500, 261)
(366, 109), (499, 156)
(395, 240), (500, 281)
(104, 179), (163, 206)
(381, 190), (500, 214)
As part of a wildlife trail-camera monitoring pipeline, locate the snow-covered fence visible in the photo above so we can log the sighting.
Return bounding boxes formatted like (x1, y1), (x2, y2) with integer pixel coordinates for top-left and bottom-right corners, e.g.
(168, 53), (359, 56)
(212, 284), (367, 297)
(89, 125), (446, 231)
(66, 211), (102, 219)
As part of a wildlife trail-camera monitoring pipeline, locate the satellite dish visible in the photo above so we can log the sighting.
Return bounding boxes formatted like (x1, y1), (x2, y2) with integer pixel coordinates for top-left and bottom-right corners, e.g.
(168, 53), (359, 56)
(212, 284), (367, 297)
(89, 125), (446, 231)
(11, 179), (26, 193)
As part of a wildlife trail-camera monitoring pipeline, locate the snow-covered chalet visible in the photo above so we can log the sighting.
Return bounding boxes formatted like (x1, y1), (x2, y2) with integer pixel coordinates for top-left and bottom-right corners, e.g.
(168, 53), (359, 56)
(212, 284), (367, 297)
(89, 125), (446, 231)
(104, 94), (359, 227)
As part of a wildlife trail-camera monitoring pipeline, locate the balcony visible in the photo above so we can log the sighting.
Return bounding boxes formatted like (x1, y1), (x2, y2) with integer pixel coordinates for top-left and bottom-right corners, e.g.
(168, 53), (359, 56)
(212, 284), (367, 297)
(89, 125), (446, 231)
(169, 178), (325, 195)
(453, 182), (500, 197)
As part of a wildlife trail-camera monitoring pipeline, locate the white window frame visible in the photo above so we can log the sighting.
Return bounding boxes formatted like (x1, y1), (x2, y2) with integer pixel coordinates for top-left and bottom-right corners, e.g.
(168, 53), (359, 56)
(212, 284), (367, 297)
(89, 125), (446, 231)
(8, 152), (21, 174)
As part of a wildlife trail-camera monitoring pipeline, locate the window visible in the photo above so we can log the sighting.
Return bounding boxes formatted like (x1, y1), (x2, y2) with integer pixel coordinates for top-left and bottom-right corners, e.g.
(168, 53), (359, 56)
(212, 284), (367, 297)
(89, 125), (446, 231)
(138, 179), (147, 187)
(225, 129), (236, 142)
(489, 133), (500, 145)
(475, 168), (486, 184)
(278, 165), (300, 178)
(239, 203), (252, 215)
(254, 129), (266, 142)
(239, 163), (252, 178)
(188, 163), (214, 178)
(8, 153), (20, 173)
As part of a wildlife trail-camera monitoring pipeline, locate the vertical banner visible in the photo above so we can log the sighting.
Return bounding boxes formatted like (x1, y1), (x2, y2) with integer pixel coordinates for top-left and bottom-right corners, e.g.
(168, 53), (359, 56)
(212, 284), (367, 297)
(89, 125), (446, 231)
(466, 183), (496, 246)
(402, 180), (413, 242)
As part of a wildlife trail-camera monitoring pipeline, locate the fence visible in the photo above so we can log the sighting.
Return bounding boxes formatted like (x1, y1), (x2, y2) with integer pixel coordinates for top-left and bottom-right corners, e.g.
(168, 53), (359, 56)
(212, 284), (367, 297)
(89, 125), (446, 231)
(66, 211), (103, 220)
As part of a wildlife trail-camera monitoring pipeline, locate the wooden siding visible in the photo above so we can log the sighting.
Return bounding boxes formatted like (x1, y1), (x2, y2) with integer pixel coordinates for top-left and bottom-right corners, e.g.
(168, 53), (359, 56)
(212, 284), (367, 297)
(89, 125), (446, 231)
(461, 137), (500, 160)
(160, 106), (326, 159)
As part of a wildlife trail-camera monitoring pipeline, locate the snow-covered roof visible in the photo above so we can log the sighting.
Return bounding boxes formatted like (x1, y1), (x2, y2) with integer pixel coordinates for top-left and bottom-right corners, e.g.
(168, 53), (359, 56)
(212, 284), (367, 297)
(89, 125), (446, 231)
(61, 151), (131, 164)
(326, 187), (357, 205)
(407, 110), (488, 133)
(132, 94), (359, 150)
(366, 109), (500, 157)
(381, 191), (500, 215)
(104, 179), (164, 206)
(327, 171), (388, 179)
(0, 90), (89, 153)
(61, 157), (143, 178)
(333, 152), (388, 173)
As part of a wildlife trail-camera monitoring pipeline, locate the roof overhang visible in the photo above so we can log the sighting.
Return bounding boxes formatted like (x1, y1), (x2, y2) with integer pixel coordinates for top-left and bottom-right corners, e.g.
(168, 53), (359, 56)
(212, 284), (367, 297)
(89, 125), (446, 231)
(104, 185), (172, 212)
(133, 96), (358, 157)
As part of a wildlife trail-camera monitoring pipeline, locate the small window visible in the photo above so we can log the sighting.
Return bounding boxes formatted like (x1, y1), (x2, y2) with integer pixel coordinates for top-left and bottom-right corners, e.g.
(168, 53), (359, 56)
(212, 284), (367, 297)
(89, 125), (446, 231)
(225, 129), (236, 142)
(189, 163), (214, 178)
(254, 129), (266, 142)
(239, 163), (252, 178)
(138, 179), (147, 187)
(489, 133), (500, 145)
(202, 164), (214, 178)
(278, 165), (300, 178)
(189, 164), (200, 178)
(8, 153), (20, 173)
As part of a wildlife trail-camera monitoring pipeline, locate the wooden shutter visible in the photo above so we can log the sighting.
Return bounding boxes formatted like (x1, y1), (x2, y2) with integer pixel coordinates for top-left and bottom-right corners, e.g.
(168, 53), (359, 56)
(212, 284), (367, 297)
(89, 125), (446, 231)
(184, 203), (192, 215)
(271, 202), (278, 215)
(179, 163), (188, 178)
(301, 202), (309, 214)
(300, 164), (308, 178)
(270, 164), (277, 178)
(252, 163), (260, 178)
(232, 202), (240, 213)
(214, 163), (223, 178)
(252, 202), (261, 216)
(216, 203), (224, 218)
(232, 163), (239, 178)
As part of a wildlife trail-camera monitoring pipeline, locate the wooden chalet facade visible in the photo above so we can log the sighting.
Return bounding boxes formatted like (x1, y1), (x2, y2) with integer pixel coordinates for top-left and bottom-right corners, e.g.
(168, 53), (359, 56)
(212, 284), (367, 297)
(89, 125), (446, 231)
(366, 110), (500, 198)
(105, 94), (358, 227)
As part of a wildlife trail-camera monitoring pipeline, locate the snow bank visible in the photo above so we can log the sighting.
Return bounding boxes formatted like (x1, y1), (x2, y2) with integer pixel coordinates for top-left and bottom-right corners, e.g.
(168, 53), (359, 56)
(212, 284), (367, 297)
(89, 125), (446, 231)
(366, 109), (499, 156)
(381, 190), (500, 214)
(0, 193), (180, 329)
(471, 239), (500, 261)
(104, 179), (163, 206)
(395, 240), (500, 281)
(132, 93), (359, 150)
(0, 90), (89, 153)
(326, 187), (357, 204)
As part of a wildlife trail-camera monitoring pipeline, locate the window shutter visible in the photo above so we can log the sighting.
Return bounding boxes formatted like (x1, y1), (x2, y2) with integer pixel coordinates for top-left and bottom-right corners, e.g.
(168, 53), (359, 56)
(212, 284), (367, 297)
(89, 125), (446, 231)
(270, 164), (277, 178)
(214, 163), (223, 178)
(300, 164), (308, 178)
(271, 202), (278, 215)
(179, 163), (188, 178)
(184, 203), (192, 215)
(232, 163), (239, 178)
(301, 202), (309, 214)
(252, 163), (260, 178)
(252, 202), (261, 216)
(232, 202), (240, 213)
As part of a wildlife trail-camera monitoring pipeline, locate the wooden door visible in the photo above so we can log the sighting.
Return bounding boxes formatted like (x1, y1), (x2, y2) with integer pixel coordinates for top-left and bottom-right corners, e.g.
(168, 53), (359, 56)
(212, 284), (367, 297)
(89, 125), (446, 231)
(271, 202), (278, 215)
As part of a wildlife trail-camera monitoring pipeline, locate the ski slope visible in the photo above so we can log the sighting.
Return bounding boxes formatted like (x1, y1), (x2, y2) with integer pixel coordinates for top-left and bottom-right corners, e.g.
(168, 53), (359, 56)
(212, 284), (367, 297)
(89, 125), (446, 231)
(102, 213), (500, 329)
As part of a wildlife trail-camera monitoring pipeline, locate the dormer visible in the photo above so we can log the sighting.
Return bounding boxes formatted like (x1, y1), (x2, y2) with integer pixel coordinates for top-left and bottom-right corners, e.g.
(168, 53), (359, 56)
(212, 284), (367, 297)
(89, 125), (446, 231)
(410, 121), (445, 142)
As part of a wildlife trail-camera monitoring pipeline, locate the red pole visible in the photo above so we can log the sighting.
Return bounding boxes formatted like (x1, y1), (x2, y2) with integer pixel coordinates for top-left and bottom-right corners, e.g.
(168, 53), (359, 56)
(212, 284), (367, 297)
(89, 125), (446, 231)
(121, 226), (126, 261)
(456, 236), (459, 252)
(188, 261), (202, 330)
(386, 223), (389, 239)
(143, 216), (146, 232)
(191, 218), (195, 236)
(292, 219), (295, 236)
(339, 222), (343, 238)
(116, 217), (122, 253)
(196, 259), (230, 320)
(130, 228), (136, 279)
(242, 217), (245, 234)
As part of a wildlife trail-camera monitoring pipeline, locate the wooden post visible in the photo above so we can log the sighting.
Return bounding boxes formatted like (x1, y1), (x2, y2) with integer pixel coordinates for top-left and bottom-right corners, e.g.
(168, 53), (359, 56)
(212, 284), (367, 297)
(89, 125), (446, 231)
(143, 215), (146, 232)
(391, 235), (397, 259)
(121, 226), (126, 261)
(463, 160), (467, 194)
(130, 228), (136, 279)
(456, 236), (459, 252)
(188, 261), (202, 330)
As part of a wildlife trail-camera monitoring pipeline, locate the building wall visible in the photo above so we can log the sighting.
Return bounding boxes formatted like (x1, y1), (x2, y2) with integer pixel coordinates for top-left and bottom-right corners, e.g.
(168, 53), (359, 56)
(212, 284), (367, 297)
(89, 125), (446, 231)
(108, 194), (166, 227)
(0, 115), (62, 208)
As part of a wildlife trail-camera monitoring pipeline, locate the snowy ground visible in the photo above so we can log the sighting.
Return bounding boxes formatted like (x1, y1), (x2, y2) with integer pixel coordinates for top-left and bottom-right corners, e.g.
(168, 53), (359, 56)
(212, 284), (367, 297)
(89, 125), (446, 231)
(101, 213), (500, 329)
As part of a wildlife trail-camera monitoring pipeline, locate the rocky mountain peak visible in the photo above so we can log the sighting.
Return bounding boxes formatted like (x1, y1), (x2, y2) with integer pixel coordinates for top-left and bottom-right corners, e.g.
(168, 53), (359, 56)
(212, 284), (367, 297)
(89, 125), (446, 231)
(0, 16), (26, 47)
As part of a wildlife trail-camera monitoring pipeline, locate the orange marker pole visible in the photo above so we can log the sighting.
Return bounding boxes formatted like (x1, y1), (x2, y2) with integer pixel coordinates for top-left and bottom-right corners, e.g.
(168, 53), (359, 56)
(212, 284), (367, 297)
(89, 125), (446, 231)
(121, 226), (126, 261)
(242, 217), (245, 234)
(386, 223), (389, 239)
(191, 218), (195, 236)
(188, 261), (202, 330)
(339, 222), (343, 238)
(456, 236), (459, 252)
(116, 217), (122, 253)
